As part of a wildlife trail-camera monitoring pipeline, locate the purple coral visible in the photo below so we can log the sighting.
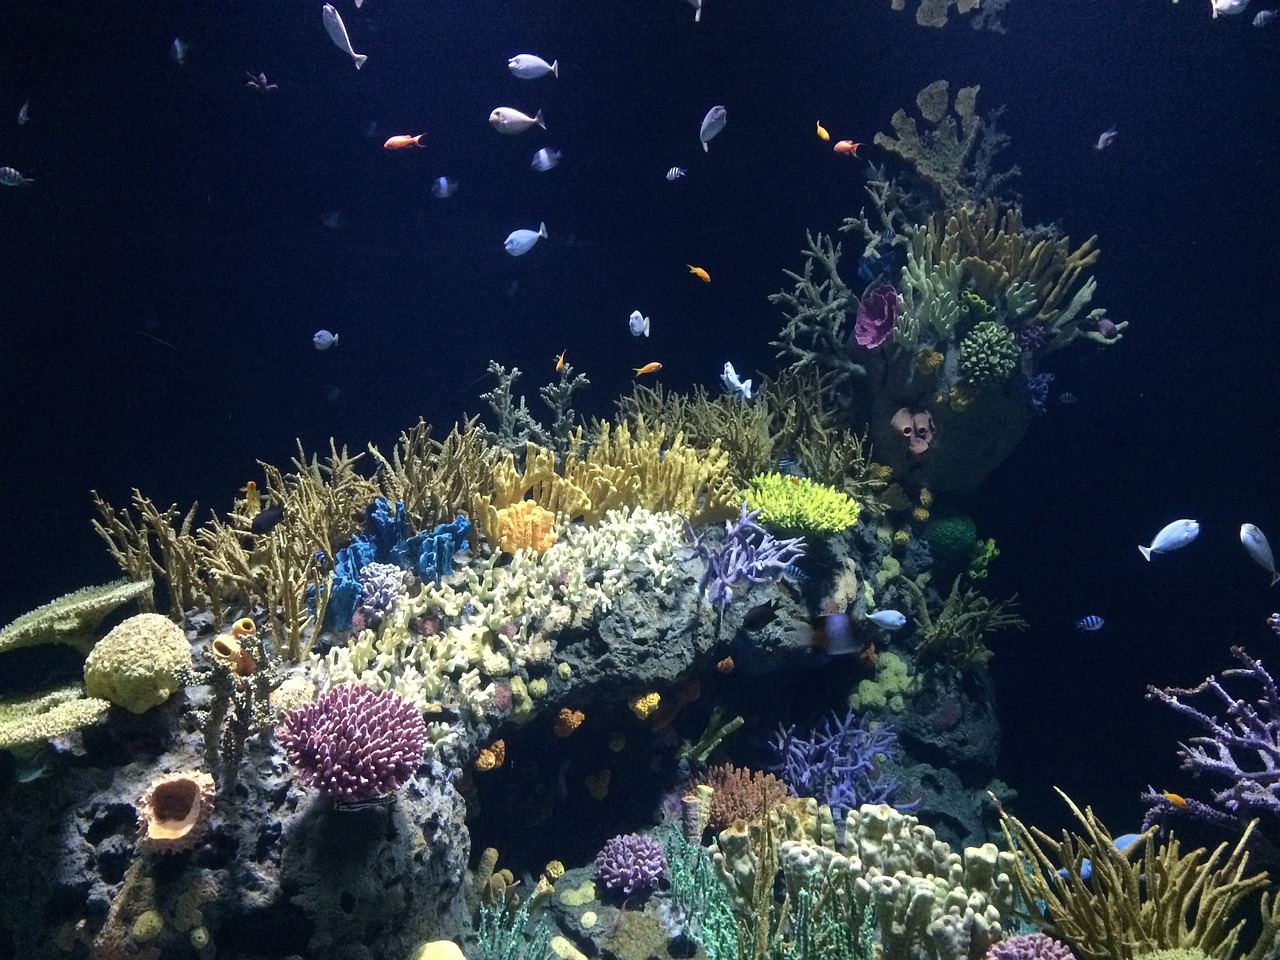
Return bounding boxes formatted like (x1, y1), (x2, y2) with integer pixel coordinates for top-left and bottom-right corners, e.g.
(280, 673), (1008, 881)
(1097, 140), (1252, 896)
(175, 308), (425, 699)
(767, 708), (905, 823)
(985, 934), (1076, 960)
(1144, 646), (1280, 831)
(358, 561), (408, 624)
(685, 503), (806, 609)
(1014, 324), (1048, 354)
(853, 282), (900, 349)
(278, 682), (426, 803)
(595, 832), (666, 895)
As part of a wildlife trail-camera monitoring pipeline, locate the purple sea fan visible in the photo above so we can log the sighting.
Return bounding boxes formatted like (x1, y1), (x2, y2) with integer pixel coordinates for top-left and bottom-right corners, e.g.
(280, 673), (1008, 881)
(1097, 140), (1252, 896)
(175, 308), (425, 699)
(278, 682), (426, 803)
(595, 832), (667, 895)
(853, 282), (901, 349)
(985, 933), (1076, 960)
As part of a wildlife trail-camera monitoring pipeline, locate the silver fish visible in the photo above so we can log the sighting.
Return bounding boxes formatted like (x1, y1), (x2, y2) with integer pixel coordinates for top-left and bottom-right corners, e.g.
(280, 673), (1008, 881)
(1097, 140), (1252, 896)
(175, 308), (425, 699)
(504, 222), (547, 256)
(1138, 519), (1200, 561)
(508, 54), (558, 79)
(1254, 8), (1277, 24)
(431, 176), (458, 198)
(322, 4), (368, 70)
(0, 166), (34, 187)
(689, 0), (703, 21)
(312, 329), (339, 350)
(699, 105), (726, 153)
(170, 37), (189, 66)
(531, 148), (561, 171)
(720, 362), (752, 400)
(17, 100), (29, 125)
(865, 610), (906, 630)
(490, 107), (545, 133)
(1240, 524), (1278, 586)
(629, 310), (650, 337)
(1095, 126), (1117, 150)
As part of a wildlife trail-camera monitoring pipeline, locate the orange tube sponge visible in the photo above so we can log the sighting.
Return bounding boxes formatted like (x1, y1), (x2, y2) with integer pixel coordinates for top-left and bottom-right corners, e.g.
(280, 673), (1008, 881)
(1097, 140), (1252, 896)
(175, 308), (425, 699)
(136, 770), (215, 854)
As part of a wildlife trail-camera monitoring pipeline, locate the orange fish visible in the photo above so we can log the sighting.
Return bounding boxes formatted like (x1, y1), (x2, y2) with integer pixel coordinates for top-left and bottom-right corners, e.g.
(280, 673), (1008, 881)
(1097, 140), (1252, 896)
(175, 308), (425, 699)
(1161, 790), (1189, 808)
(383, 134), (426, 149)
(686, 264), (711, 282)
(815, 121), (830, 141)
(633, 361), (663, 377)
(833, 140), (862, 157)
(554, 350), (566, 372)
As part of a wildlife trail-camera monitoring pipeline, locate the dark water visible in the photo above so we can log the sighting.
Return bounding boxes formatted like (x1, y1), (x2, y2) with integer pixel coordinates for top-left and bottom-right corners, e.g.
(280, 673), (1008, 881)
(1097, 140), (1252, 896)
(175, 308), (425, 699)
(1, 0), (1278, 840)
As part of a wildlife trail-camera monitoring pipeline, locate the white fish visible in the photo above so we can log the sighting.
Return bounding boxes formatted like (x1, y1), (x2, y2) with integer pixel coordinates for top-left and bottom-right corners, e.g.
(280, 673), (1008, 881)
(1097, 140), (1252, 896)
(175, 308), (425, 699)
(865, 610), (907, 630)
(629, 310), (650, 337)
(1254, 8), (1278, 24)
(508, 54), (558, 79)
(1138, 519), (1200, 561)
(322, 4), (368, 70)
(0, 166), (34, 187)
(490, 107), (545, 133)
(699, 105), (726, 153)
(17, 100), (29, 125)
(665, 166), (686, 181)
(689, 0), (703, 21)
(1240, 524), (1278, 586)
(313, 329), (339, 350)
(504, 222), (547, 256)
(531, 148), (562, 172)
(170, 37), (189, 66)
(1211, 0), (1249, 15)
(1095, 126), (1117, 150)
(431, 176), (458, 198)
(721, 362), (753, 400)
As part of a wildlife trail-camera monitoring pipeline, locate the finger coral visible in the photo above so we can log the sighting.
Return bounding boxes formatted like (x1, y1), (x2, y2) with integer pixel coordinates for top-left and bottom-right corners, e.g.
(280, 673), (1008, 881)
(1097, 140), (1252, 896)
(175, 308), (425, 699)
(136, 770), (216, 854)
(745, 473), (861, 534)
(959, 320), (1021, 388)
(495, 500), (558, 554)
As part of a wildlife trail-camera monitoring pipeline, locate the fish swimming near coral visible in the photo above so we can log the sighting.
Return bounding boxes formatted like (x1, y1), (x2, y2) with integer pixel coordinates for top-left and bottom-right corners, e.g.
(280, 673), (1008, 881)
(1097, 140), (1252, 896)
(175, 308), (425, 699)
(864, 610), (906, 630)
(250, 502), (285, 534)
(1138, 519), (1200, 561)
(633, 361), (662, 377)
(1240, 523), (1278, 585)
(720, 362), (753, 400)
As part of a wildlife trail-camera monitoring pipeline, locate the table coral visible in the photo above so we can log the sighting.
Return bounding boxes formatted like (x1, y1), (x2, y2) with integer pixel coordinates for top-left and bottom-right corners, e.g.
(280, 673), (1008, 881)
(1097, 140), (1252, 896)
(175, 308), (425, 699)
(0, 684), (110, 750)
(0, 577), (153, 655)
(874, 80), (983, 208)
(745, 472), (861, 534)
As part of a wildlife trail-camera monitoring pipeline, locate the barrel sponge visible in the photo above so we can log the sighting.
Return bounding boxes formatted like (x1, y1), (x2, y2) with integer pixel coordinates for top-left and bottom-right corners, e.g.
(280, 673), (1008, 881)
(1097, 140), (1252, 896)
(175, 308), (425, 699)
(84, 613), (191, 714)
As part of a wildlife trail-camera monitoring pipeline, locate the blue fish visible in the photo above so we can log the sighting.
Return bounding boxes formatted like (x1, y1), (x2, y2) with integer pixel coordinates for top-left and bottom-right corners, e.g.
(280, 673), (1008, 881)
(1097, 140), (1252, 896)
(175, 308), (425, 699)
(1075, 615), (1105, 632)
(431, 176), (458, 198)
(312, 329), (339, 350)
(531, 148), (561, 172)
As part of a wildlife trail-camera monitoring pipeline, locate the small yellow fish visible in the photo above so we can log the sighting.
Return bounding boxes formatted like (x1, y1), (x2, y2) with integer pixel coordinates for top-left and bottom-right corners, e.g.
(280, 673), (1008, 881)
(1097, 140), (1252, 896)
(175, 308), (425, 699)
(686, 264), (711, 282)
(1161, 790), (1188, 808)
(815, 121), (830, 141)
(554, 349), (566, 372)
(240, 480), (261, 516)
(633, 361), (663, 377)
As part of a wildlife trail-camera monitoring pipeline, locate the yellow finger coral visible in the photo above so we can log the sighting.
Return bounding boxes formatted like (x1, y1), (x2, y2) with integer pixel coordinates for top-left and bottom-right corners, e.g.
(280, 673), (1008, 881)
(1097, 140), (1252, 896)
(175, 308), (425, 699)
(494, 500), (558, 554)
(745, 473), (861, 534)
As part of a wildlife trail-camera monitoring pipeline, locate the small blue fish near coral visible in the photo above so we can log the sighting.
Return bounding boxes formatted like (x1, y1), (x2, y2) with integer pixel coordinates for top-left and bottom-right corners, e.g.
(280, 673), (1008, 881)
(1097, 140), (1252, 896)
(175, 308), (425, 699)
(1139, 519), (1200, 561)
(312, 329), (339, 350)
(1075, 615), (1105, 631)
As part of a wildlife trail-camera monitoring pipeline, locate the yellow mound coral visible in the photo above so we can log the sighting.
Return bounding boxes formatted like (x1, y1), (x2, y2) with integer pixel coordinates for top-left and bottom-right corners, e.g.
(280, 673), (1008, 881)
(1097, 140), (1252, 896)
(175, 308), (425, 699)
(745, 473), (861, 534)
(494, 500), (558, 554)
(84, 613), (191, 714)
(628, 691), (661, 720)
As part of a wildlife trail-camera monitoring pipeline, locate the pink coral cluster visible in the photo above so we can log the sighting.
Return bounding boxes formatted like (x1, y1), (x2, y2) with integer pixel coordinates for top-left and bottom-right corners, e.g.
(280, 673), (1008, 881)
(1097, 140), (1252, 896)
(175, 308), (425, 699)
(278, 682), (426, 803)
(890, 407), (936, 455)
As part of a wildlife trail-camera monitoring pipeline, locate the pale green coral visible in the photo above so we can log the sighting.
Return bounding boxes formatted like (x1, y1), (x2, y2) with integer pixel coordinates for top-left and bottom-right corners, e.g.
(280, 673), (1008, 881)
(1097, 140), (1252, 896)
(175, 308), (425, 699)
(83, 613), (191, 714)
(849, 651), (919, 712)
(0, 684), (111, 750)
(959, 320), (1020, 388)
(0, 578), (153, 656)
(900, 229), (963, 340)
(745, 474), (861, 534)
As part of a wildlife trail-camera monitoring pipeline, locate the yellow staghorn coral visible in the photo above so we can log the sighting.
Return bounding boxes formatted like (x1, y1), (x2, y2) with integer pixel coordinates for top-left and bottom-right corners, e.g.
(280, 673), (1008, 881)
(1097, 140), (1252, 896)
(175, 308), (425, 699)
(494, 500), (558, 554)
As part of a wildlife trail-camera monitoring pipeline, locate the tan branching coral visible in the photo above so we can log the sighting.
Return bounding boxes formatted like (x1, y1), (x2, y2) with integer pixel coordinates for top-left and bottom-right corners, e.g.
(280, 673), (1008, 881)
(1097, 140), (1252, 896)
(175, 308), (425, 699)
(901, 575), (1026, 671)
(697, 763), (790, 833)
(874, 80), (982, 208)
(136, 770), (216, 854)
(998, 789), (1280, 960)
(494, 500), (557, 554)
(368, 417), (496, 532)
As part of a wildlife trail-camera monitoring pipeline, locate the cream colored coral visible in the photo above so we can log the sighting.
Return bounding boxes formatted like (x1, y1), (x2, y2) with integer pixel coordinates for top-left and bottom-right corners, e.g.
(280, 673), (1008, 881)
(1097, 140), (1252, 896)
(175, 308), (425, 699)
(84, 613), (191, 714)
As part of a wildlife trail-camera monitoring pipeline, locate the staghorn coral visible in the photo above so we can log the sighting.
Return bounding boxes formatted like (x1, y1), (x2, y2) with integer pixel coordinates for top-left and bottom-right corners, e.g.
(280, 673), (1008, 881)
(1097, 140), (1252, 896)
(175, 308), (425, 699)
(875, 80), (984, 209)
(135, 770), (216, 854)
(900, 226), (964, 340)
(901, 575), (1026, 672)
(998, 788), (1280, 960)
(367, 417), (496, 534)
(686, 503), (806, 610)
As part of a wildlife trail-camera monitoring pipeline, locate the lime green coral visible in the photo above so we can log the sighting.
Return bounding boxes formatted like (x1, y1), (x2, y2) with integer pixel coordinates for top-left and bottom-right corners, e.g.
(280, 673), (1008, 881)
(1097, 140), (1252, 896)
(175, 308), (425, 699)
(0, 684), (110, 750)
(745, 473), (861, 534)
(83, 613), (191, 714)
(959, 320), (1020, 387)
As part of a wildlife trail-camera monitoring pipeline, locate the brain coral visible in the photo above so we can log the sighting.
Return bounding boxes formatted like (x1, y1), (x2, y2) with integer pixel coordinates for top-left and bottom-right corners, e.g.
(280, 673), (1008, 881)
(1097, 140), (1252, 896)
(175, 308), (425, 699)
(83, 613), (191, 714)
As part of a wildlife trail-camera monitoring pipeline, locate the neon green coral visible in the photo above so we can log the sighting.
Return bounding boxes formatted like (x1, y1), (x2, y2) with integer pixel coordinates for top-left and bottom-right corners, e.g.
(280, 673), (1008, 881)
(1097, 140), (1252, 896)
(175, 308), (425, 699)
(745, 473), (861, 534)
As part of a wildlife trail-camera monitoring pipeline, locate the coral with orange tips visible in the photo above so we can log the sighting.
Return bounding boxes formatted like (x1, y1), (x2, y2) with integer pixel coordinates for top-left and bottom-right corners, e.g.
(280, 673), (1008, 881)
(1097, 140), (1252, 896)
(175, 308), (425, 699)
(553, 707), (584, 737)
(474, 739), (506, 771)
(494, 499), (558, 554)
(136, 770), (216, 854)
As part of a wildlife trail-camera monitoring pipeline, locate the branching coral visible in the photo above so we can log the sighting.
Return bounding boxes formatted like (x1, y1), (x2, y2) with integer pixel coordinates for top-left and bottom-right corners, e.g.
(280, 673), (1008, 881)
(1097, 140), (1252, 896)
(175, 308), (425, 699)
(998, 788), (1280, 960)
(900, 575), (1026, 672)
(685, 503), (806, 609)
(874, 80), (984, 209)
(367, 417), (496, 534)
(745, 473), (861, 535)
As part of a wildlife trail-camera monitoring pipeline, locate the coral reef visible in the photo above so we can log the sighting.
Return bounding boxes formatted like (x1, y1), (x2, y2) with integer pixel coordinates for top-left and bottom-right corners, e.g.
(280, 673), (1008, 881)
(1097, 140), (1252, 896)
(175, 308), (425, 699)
(83, 613), (191, 714)
(685, 502), (806, 609)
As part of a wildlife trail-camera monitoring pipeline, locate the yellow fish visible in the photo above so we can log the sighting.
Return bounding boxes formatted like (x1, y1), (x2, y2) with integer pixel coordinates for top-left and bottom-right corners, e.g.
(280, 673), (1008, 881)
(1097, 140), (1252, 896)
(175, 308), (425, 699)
(240, 480), (261, 516)
(686, 264), (711, 282)
(554, 350), (566, 372)
(633, 361), (663, 377)
(815, 121), (830, 141)
(1161, 790), (1188, 808)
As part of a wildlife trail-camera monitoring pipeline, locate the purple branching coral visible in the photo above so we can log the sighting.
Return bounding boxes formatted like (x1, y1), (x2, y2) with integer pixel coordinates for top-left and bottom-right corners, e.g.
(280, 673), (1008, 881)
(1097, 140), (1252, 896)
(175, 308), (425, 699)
(985, 933), (1076, 960)
(595, 832), (666, 896)
(278, 682), (426, 804)
(1144, 646), (1280, 837)
(685, 502), (806, 609)
(767, 707), (905, 824)
(357, 561), (410, 627)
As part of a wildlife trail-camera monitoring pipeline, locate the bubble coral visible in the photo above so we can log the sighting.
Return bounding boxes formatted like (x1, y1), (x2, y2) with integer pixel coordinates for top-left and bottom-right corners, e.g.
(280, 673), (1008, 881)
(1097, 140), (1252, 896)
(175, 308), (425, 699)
(495, 499), (558, 554)
(959, 320), (1021, 387)
(594, 832), (667, 895)
(278, 682), (426, 803)
(136, 770), (216, 854)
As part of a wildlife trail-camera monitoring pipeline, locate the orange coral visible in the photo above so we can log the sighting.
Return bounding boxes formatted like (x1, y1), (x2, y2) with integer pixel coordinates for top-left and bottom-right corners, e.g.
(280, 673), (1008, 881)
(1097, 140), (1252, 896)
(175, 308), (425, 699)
(474, 739), (506, 771)
(136, 770), (216, 854)
(715, 656), (735, 675)
(553, 707), (584, 738)
(697, 763), (790, 833)
(494, 499), (558, 554)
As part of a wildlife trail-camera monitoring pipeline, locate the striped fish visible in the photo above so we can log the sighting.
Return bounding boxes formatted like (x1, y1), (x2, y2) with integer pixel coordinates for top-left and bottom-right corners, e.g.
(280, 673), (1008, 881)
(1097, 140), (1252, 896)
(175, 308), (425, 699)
(1075, 615), (1105, 632)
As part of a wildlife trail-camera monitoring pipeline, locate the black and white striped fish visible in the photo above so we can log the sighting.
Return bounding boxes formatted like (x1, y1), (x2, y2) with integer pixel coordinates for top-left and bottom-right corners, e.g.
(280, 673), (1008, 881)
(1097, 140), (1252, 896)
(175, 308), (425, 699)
(1075, 615), (1105, 632)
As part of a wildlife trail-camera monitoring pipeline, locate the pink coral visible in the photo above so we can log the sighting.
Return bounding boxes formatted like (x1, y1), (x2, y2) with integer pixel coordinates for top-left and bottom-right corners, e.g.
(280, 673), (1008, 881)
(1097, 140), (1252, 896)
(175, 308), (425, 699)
(890, 407), (936, 455)
(853, 283), (900, 349)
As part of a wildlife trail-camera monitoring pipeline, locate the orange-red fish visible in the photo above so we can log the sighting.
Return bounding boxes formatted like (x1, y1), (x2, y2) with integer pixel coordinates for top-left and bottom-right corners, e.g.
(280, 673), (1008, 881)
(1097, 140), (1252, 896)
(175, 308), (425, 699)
(1161, 790), (1188, 808)
(833, 140), (861, 157)
(383, 134), (426, 149)
(633, 361), (663, 377)
(686, 264), (711, 282)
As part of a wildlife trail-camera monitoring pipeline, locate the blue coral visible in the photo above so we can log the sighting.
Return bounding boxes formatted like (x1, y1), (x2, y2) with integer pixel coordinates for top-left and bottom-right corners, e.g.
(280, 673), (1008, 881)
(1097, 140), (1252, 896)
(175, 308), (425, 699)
(685, 502), (805, 609)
